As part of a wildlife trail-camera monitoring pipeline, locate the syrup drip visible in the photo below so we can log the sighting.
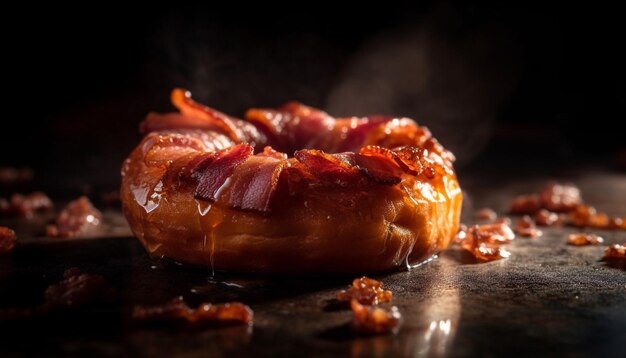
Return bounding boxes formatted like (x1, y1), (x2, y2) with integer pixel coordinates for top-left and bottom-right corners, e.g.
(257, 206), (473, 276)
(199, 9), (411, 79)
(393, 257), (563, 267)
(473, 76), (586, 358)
(196, 199), (226, 277)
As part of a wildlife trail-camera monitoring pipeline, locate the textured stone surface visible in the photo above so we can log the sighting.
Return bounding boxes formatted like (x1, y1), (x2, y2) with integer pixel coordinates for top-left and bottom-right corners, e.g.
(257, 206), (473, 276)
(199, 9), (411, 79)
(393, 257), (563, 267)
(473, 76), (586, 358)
(0, 170), (624, 357)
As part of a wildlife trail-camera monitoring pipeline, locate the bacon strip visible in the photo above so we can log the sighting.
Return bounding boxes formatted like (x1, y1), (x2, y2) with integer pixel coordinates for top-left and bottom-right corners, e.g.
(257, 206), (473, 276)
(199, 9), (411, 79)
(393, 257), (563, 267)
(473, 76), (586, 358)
(294, 149), (362, 185)
(224, 156), (285, 214)
(193, 144), (254, 202)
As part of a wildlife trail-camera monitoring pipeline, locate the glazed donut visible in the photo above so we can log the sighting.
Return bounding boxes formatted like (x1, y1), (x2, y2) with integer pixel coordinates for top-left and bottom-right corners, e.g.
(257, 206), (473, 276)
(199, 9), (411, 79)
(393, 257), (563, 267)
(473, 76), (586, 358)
(121, 89), (462, 273)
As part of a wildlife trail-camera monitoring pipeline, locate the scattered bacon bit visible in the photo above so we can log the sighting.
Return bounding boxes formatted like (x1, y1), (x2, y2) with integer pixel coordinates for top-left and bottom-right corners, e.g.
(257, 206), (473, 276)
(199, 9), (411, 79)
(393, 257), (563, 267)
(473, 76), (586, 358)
(608, 217), (626, 230)
(0, 226), (17, 253)
(39, 268), (116, 312)
(0, 167), (33, 185)
(471, 242), (510, 261)
(515, 216), (543, 238)
(470, 221), (515, 244)
(567, 233), (604, 246)
(540, 182), (582, 212)
(509, 194), (542, 215)
(510, 182), (624, 231)
(534, 209), (564, 226)
(336, 277), (393, 305)
(0, 192), (53, 217)
(475, 208), (497, 221)
(569, 204), (624, 230)
(133, 297), (253, 327)
(604, 244), (626, 260)
(45, 196), (102, 238)
(350, 299), (401, 335)
(461, 223), (514, 261)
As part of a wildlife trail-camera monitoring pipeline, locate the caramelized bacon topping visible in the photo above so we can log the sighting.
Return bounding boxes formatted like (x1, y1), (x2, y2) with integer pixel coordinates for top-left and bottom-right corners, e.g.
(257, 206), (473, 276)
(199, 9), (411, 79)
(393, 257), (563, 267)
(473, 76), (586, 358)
(350, 300), (401, 335)
(294, 149), (361, 186)
(46, 197), (102, 238)
(133, 297), (253, 327)
(223, 156), (285, 214)
(0, 226), (17, 253)
(193, 144), (254, 202)
(336, 277), (393, 305)
(567, 233), (604, 246)
(604, 244), (626, 260)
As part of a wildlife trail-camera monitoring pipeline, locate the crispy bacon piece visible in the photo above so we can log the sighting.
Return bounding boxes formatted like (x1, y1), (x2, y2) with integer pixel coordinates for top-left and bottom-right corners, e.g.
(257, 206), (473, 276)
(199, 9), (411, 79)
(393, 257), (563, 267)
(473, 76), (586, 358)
(540, 182), (582, 212)
(604, 244), (626, 260)
(336, 277), (393, 305)
(39, 268), (116, 312)
(475, 208), (497, 221)
(193, 144), (254, 202)
(223, 156), (285, 214)
(470, 221), (515, 244)
(0, 226), (17, 253)
(350, 299), (401, 335)
(509, 182), (624, 231)
(45, 196), (102, 238)
(354, 146), (404, 185)
(534, 209), (564, 226)
(294, 149), (362, 186)
(515, 216), (543, 238)
(336, 116), (393, 153)
(133, 297), (253, 327)
(0, 192), (53, 217)
(461, 223), (513, 261)
(569, 204), (623, 230)
(608, 217), (626, 230)
(567, 233), (604, 246)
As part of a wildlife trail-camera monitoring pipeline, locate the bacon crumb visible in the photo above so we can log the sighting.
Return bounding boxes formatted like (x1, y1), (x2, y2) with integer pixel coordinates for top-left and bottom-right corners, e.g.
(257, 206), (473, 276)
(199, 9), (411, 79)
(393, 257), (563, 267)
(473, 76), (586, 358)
(509, 182), (624, 231)
(567, 233), (604, 246)
(540, 182), (582, 212)
(350, 299), (401, 335)
(534, 209), (564, 226)
(515, 216), (543, 238)
(46, 196), (102, 238)
(0, 226), (17, 253)
(336, 277), (392, 305)
(133, 297), (253, 327)
(475, 208), (497, 221)
(0, 192), (53, 217)
(604, 244), (626, 260)
(461, 222), (514, 261)
(39, 268), (116, 312)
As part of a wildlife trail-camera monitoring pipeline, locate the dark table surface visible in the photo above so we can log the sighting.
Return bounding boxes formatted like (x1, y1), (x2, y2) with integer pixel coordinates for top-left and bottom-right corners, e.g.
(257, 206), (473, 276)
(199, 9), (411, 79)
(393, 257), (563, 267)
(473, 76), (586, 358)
(1, 167), (625, 357)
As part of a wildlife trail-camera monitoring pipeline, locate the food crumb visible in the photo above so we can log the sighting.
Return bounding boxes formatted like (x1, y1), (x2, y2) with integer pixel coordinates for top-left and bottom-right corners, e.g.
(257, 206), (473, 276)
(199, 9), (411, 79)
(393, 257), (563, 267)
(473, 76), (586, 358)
(336, 277), (392, 305)
(567, 233), (604, 246)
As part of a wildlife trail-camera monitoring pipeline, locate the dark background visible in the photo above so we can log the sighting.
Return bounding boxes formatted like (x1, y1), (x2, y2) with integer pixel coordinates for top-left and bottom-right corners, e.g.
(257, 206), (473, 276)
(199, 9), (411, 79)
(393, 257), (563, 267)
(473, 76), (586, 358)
(3, 2), (625, 194)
